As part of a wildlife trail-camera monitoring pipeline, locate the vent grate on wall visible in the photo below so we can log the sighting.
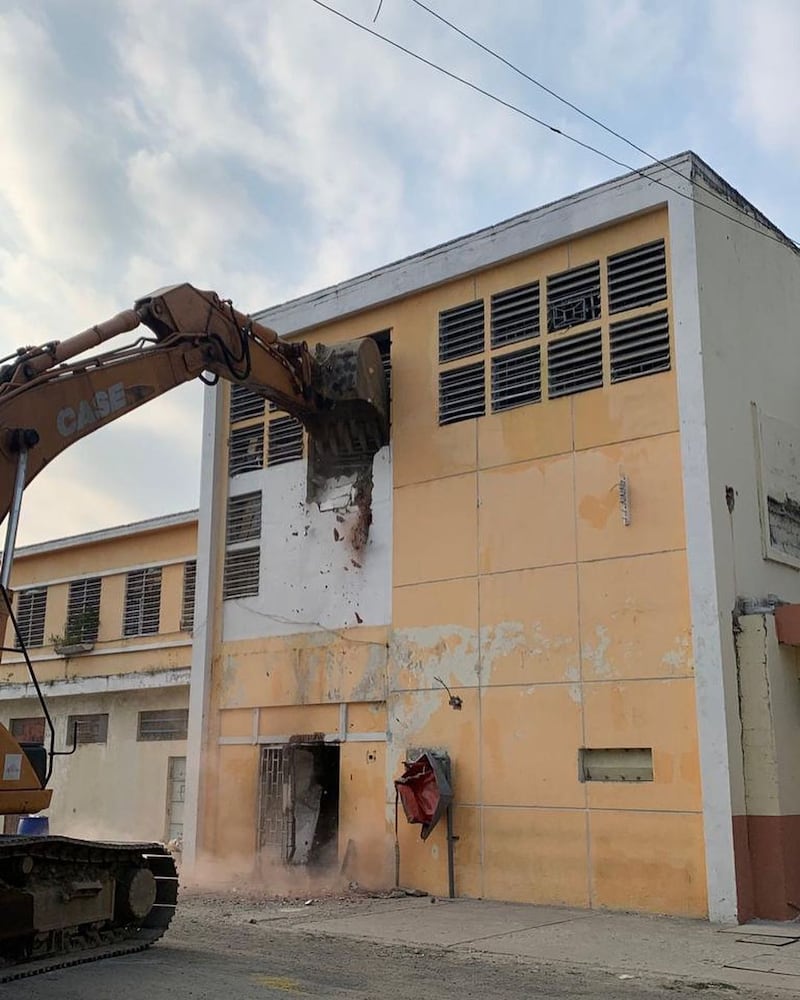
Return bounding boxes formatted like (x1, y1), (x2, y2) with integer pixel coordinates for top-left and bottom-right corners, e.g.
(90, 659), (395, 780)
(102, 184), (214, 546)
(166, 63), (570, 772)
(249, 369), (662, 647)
(223, 546), (260, 600)
(547, 329), (603, 398)
(547, 261), (601, 333)
(15, 588), (47, 648)
(607, 239), (667, 314)
(66, 577), (101, 643)
(491, 281), (540, 347)
(491, 346), (541, 412)
(439, 361), (486, 425)
(439, 301), (485, 362)
(267, 415), (303, 466)
(137, 709), (189, 741)
(229, 425), (264, 477)
(579, 747), (653, 782)
(67, 713), (108, 745)
(10, 717), (45, 743)
(230, 383), (265, 423)
(123, 567), (162, 637)
(226, 491), (262, 545)
(610, 309), (670, 383)
(181, 560), (197, 631)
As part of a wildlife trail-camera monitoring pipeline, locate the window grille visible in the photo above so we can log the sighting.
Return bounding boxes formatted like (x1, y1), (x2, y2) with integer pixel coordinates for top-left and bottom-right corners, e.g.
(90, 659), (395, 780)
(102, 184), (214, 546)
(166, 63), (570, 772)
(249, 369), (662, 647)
(223, 547), (260, 600)
(267, 415), (303, 466)
(65, 577), (101, 643)
(14, 588), (47, 648)
(226, 492), (262, 545)
(491, 346), (541, 412)
(229, 425), (264, 477)
(230, 383), (265, 423)
(547, 329), (603, 398)
(491, 281), (540, 347)
(181, 561), (196, 631)
(610, 310), (670, 383)
(137, 709), (189, 741)
(607, 240), (667, 314)
(438, 301), (485, 362)
(438, 362), (486, 425)
(123, 567), (162, 636)
(10, 717), (45, 743)
(547, 261), (601, 333)
(67, 713), (108, 745)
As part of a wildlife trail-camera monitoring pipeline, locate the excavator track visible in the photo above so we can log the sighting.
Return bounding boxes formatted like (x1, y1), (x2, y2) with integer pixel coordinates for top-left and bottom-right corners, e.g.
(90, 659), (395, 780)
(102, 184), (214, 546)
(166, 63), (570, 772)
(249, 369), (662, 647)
(0, 835), (178, 984)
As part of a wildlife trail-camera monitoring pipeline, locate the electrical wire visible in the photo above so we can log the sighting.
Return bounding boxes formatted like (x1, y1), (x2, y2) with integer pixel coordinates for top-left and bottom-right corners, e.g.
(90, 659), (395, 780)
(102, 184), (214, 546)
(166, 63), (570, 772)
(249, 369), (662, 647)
(309, 0), (799, 252)
(407, 0), (756, 224)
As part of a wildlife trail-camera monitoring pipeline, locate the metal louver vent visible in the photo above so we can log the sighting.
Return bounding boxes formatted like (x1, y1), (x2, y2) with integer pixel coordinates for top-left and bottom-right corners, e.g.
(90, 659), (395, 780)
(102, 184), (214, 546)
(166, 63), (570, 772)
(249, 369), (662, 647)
(66, 577), (101, 643)
(227, 491), (262, 544)
(439, 361), (485, 425)
(230, 383), (265, 423)
(491, 282), (540, 347)
(181, 561), (196, 631)
(491, 346), (541, 413)
(229, 425), (264, 477)
(371, 330), (392, 403)
(610, 310), (670, 383)
(223, 547), (260, 600)
(123, 567), (162, 636)
(547, 329), (603, 398)
(137, 709), (189, 741)
(67, 713), (108, 745)
(608, 240), (667, 314)
(439, 301), (485, 362)
(547, 261), (601, 333)
(15, 588), (47, 648)
(267, 415), (303, 466)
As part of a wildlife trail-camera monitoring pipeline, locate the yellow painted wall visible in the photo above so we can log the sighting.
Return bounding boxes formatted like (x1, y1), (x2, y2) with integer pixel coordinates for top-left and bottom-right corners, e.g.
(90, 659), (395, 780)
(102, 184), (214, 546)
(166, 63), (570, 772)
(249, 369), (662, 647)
(2, 518), (197, 685)
(204, 208), (705, 916)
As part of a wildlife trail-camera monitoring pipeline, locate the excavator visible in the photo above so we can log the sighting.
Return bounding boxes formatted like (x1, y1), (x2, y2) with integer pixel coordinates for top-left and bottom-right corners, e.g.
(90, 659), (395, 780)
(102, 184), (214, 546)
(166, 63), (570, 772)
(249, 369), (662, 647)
(0, 283), (389, 981)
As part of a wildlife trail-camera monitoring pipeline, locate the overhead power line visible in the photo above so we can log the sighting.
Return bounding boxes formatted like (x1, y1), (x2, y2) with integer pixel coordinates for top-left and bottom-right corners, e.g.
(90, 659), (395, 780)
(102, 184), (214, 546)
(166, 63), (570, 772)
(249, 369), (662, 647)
(309, 0), (798, 251)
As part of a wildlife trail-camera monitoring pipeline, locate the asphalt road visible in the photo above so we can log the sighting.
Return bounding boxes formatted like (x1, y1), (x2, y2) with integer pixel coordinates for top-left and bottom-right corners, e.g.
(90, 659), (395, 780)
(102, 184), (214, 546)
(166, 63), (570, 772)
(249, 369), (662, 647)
(0, 894), (768, 1000)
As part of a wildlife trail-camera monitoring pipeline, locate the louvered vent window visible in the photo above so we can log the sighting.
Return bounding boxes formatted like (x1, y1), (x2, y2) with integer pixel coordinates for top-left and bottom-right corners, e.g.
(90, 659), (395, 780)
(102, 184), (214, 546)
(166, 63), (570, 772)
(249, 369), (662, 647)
(227, 491), (262, 544)
(15, 588), (47, 648)
(229, 425), (264, 477)
(610, 310), (670, 383)
(547, 261), (601, 333)
(439, 362), (485, 425)
(123, 567), (162, 637)
(223, 547), (260, 600)
(267, 415), (303, 466)
(137, 709), (189, 742)
(66, 577), (101, 643)
(230, 383), (265, 423)
(10, 717), (45, 743)
(491, 282), (540, 347)
(181, 561), (196, 631)
(607, 240), (667, 314)
(548, 330), (603, 398)
(439, 301), (485, 362)
(491, 346), (541, 413)
(371, 331), (392, 404)
(67, 713), (108, 745)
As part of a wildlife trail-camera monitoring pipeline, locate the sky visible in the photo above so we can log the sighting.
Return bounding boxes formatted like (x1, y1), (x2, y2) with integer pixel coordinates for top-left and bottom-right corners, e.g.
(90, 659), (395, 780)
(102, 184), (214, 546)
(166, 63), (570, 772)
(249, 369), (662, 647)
(1, 0), (799, 546)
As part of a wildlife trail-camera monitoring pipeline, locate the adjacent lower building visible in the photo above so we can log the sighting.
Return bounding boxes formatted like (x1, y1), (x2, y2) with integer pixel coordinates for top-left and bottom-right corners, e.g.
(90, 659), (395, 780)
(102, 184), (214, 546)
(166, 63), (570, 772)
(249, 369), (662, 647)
(0, 511), (197, 844)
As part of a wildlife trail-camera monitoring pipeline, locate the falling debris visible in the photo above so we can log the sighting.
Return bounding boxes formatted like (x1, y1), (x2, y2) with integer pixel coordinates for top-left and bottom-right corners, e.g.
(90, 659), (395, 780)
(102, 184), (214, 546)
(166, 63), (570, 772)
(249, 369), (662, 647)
(355, 612), (363, 624)
(333, 527), (340, 541)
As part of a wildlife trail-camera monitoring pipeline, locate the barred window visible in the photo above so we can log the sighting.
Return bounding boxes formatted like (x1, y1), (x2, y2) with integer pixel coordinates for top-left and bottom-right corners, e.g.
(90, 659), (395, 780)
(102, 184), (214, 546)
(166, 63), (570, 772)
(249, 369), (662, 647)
(123, 567), (162, 637)
(181, 561), (196, 631)
(10, 717), (45, 743)
(223, 547), (260, 600)
(65, 577), (101, 643)
(267, 416), (303, 466)
(230, 383), (265, 423)
(15, 588), (47, 648)
(229, 425), (264, 477)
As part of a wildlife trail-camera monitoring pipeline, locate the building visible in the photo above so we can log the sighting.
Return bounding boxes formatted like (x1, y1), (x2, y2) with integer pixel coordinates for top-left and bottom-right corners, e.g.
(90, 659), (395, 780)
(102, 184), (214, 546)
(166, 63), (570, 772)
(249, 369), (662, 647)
(1, 511), (197, 844)
(184, 151), (800, 923)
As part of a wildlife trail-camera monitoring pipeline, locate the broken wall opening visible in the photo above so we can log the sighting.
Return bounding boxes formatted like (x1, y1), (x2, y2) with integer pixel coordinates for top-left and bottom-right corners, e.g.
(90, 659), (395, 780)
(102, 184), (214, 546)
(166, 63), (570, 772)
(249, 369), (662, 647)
(257, 741), (340, 872)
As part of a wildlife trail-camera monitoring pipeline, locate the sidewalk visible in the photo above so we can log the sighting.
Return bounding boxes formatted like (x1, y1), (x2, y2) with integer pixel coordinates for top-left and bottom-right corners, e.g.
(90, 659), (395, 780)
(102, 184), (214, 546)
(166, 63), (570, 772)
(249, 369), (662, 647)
(241, 893), (800, 994)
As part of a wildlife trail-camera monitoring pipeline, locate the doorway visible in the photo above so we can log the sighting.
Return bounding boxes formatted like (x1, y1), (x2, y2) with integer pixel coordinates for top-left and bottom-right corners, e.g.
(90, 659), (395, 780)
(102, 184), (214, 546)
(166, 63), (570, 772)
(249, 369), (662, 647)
(257, 742), (340, 869)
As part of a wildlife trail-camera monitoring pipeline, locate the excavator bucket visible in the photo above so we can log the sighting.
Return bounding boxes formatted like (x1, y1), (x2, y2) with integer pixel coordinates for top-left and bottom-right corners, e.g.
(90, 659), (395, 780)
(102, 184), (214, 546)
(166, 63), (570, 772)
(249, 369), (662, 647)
(305, 337), (389, 504)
